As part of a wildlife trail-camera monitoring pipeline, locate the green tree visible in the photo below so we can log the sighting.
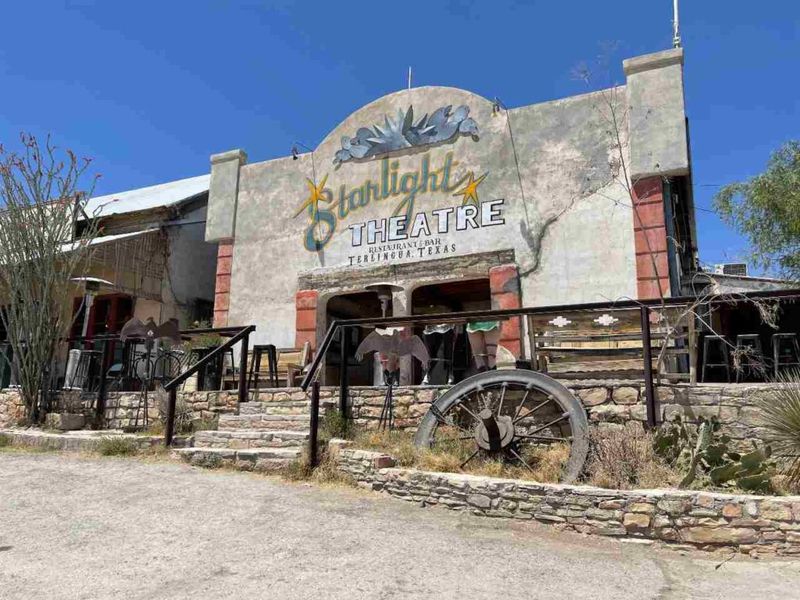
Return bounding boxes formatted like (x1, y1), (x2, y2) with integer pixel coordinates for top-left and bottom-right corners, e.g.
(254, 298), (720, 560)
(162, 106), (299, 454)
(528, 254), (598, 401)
(714, 141), (800, 279)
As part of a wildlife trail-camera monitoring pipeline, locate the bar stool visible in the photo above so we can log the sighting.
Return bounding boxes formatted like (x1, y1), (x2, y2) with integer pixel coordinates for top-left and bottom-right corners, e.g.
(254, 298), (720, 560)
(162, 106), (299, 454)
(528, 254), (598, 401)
(772, 333), (800, 377)
(735, 334), (765, 382)
(702, 335), (731, 383)
(248, 344), (277, 389)
(190, 346), (233, 391)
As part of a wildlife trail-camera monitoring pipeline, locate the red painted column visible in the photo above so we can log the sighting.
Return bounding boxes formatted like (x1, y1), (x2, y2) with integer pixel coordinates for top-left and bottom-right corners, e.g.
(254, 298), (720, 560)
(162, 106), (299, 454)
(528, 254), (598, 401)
(213, 240), (233, 327)
(295, 290), (319, 351)
(489, 264), (522, 357)
(632, 177), (670, 299)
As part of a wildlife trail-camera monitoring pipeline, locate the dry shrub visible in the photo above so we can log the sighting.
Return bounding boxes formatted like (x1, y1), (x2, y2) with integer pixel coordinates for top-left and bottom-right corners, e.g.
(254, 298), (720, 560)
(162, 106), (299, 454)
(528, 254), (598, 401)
(280, 449), (356, 487)
(587, 424), (679, 489)
(97, 436), (140, 457)
(353, 427), (570, 483)
(354, 428), (419, 466)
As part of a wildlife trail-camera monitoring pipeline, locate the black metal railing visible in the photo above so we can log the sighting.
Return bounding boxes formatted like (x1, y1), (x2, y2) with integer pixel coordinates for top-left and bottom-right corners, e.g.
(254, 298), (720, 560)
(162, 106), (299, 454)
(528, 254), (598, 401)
(300, 288), (800, 467)
(162, 325), (255, 446)
(48, 325), (255, 440)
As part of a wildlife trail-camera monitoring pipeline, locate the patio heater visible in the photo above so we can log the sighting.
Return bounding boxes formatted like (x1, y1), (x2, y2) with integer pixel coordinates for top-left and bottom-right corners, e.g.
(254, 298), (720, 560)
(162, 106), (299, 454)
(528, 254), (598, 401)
(364, 282), (403, 319)
(64, 277), (113, 389)
(71, 277), (114, 342)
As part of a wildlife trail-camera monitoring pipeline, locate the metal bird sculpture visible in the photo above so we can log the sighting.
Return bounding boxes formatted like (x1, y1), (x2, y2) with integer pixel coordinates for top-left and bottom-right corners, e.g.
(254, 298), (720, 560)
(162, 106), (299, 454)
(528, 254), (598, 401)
(355, 327), (430, 430)
(355, 327), (430, 373)
(119, 317), (181, 347)
(118, 317), (182, 430)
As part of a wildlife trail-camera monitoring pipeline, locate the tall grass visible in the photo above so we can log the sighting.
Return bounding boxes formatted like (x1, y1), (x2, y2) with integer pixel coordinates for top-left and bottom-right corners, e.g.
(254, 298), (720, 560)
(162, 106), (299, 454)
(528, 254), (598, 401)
(353, 428), (570, 483)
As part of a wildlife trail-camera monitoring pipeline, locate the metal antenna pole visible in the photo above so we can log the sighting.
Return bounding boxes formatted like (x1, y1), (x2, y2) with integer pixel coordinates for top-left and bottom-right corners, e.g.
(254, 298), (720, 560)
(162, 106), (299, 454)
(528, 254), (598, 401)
(407, 66), (412, 90)
(672, 0), (682, 48)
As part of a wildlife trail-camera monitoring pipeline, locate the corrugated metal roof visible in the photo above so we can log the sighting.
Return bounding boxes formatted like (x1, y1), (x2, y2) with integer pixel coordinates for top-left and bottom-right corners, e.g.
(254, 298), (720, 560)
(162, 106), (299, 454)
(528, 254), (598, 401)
(84, 174), (210, 218)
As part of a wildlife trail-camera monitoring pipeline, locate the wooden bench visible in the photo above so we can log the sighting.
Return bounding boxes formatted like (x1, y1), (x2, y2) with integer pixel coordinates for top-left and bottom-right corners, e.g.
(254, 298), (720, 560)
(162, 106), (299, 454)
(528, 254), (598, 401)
(529, 308), (694, 381)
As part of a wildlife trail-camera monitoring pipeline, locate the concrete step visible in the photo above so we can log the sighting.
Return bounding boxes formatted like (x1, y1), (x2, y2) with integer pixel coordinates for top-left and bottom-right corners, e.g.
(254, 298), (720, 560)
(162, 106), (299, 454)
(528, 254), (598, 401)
(175, 446), (301, 472)
(218, 413), (310, 431)
(194, 429), (308, 449)
(239, 401), (311, 416)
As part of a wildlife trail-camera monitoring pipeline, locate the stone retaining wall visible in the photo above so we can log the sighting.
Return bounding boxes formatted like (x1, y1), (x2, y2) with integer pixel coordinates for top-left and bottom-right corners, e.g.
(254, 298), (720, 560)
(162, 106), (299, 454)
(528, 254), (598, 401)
(0, 428), (190, 451)
(248, 381), (776, 447)
(43, 389), (241, 430)
(331, 440), (800, 556)
(0, 380), (779, 444)
(101, 390), (239, 430)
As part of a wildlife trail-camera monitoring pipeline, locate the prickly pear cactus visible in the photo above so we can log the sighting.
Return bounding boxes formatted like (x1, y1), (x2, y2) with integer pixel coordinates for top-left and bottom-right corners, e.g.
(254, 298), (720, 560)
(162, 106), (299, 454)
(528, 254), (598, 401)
(655, 416), (775, 492)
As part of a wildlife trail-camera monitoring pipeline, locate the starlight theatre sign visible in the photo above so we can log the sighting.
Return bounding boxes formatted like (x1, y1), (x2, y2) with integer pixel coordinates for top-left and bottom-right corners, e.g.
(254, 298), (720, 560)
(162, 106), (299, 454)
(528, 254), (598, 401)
(292, 104), (504, 265)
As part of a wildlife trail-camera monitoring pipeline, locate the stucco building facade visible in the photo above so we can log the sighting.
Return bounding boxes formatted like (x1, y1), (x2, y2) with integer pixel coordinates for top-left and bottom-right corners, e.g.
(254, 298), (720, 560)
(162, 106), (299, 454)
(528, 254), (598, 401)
(205, 48), (696, 381)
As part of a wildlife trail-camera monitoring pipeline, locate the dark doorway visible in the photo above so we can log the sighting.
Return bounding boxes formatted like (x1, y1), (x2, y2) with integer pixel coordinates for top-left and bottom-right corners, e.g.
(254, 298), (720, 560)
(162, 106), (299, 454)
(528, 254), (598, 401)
(411, 279), (491, 384)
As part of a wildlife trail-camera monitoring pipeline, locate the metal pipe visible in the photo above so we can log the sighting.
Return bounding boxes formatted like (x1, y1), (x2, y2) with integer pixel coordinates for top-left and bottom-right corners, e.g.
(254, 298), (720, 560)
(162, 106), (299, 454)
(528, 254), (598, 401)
(308, 380), (320, 468)
(165, 387), (177, 446)
(300, 321), (339, 390)
(339, 326), (349, 418)
(238, 331), (249, 404)
(93, 339), (110, 430)
(641, 306), (657, 428)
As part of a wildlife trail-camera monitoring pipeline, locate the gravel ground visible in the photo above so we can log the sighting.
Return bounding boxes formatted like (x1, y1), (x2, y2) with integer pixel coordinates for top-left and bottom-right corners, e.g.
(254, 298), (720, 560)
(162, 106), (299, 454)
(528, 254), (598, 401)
(1, 451), (799, 599)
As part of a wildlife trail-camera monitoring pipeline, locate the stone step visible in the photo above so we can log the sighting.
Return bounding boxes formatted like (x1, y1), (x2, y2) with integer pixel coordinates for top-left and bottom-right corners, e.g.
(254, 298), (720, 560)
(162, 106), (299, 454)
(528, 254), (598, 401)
(175, 446), (301, 472)
(218, 413), (310, 431)
(238, 400), (312, 416)
(194, 429), (308, 449)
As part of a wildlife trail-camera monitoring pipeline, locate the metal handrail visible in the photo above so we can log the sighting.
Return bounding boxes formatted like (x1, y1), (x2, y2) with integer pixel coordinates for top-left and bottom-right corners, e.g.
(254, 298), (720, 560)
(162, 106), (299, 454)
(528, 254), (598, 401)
(299, 288), (800, 392)
(163, 324), (255, 446)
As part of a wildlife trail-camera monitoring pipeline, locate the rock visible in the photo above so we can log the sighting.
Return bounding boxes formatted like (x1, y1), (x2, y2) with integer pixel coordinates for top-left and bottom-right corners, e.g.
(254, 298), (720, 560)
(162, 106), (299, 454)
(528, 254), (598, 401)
(657, 499), (689, 516)
(656, 387), (676, 403)
(628, 502), (656, 514)
(576, 388), (609, 407)
(760, 501), (793, 521)
(623, 513), (651, 529)
(722, 504), (743, 519)
(45, 413), (85, 431)
(613, 387), (640, 405)
(683, 527), (758, 545)
(467, 494), (492, 509)
(588, 405), (630, 423)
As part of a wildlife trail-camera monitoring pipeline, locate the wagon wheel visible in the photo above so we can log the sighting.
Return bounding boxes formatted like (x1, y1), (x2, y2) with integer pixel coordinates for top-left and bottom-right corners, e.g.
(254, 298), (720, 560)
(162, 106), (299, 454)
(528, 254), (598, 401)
(413, 370), (589, 483)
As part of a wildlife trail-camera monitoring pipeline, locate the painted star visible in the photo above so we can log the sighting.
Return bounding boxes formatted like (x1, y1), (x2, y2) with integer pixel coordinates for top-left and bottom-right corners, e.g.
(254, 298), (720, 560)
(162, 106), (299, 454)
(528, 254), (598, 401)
(293, 174), (329, 218)
(452, 171), (488, 206)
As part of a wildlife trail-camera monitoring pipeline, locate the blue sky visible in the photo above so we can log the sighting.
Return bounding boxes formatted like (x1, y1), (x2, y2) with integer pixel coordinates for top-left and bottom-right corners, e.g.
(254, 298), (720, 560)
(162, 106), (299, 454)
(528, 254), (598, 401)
(0, 1), (797, 271)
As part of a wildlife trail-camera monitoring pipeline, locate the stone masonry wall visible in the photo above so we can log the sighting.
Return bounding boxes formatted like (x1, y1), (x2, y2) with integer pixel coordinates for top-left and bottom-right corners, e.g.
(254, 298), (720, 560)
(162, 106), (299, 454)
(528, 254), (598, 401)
(101, 390), (239, 430)
(246, 381), (776, 447)
(569, 381), (774, 449)
(0, 380), (778, 443)
(39, 390), (240, 430)
(332, 441), (800, 556)
(0, 389), (25, 427)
